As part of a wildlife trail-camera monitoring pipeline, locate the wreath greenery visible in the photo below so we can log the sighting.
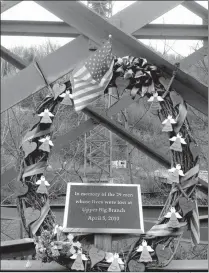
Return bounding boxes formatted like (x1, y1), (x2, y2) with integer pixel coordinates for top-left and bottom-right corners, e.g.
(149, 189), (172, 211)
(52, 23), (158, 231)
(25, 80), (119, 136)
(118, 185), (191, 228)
(16, 54), (201, 271)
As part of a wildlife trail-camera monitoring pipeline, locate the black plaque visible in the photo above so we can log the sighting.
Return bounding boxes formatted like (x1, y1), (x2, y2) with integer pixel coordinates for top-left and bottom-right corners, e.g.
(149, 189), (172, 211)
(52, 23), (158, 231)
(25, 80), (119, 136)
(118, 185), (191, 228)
(63, 183), (144, 233)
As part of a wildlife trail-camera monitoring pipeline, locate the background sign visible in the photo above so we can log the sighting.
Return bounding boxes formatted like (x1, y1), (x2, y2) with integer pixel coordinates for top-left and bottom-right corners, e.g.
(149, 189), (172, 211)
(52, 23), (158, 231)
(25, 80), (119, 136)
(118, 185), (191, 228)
(63, 183), (144, 233)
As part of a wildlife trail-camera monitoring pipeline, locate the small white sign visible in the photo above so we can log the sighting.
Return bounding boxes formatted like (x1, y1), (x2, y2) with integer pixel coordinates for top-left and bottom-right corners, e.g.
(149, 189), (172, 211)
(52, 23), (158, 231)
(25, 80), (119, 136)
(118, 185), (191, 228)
(119, 160), (127, 168)
(112, 161), (119, 168)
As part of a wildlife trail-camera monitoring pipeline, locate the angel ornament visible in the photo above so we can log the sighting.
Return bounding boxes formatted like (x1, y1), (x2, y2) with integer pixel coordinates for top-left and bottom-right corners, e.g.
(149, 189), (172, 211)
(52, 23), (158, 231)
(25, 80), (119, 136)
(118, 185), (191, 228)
(53, 224), (63, 240)
(36, 176), (50, 194)
(136, 240), (154, 263)
(162, 115), (176, 132)
(106, 253), (124, 272)
(70, 249), (88, 271)
(59, 90), (73, 106)
(147, 92), (164, 113)
(38, 109), (54, 124)
(169, 133), (186, 152)
(167, 164), (184, 184)
(164, 207), (182, 228)
(39, 136), (54, 152)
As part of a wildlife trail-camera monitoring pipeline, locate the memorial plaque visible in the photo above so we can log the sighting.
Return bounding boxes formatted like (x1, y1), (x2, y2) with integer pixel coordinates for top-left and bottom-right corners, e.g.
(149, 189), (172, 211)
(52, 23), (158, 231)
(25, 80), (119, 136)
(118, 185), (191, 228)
(63, 183), (144, 234)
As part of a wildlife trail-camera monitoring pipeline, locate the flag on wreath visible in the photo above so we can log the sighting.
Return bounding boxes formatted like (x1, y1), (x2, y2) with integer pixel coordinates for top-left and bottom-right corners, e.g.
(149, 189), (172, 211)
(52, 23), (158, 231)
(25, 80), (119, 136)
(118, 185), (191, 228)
(70, 37), (114, 111)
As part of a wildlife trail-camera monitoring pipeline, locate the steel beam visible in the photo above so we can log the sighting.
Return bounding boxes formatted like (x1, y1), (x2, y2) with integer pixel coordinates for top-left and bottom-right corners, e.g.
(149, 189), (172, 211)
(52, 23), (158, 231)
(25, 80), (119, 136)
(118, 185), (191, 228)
(133, 24), (208, 40)
(109, 1), (183, 34)
(1, 35), (91, 112)
(180, 46), (208, 70)
(1, 1), (22, 14)
(36, 1), (208, 115)
(1, 1), (183, 37)
(2, 0), (205, 112)
(1, 45), (28, 70)
(1, 20), (79, 38)
(182, 1), (208, 23)
(1, 20), (208, 40)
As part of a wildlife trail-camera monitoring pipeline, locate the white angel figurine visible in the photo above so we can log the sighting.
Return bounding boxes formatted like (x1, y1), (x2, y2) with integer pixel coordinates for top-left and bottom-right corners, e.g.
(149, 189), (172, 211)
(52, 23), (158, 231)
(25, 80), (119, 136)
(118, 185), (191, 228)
(147, 92), (164, 102)
(136, 240), (154, 253)
(59, 90), (73, 105)
(164, 207), (182, 228)
(67, 234), (74, 243)
(136, 240), (154, 263)
(105, 253), (124, 272)
(70, 249), (88, 261)
(162, 115), (176, 125)
(53, 224), (63, 235)
(148, 92), (164, 112)
(167, 164), (184, 184)
(169, 133), (186, 152)
(70, 249), (88, 271)
(168, 164), (184, 176)
(162, 115), (176, 132)
(164, 207), (182, 219)
(39, 136), (54, 152)
(38, 109), (54, 123)
(59, 90), (72, 98)
(36, 176), (50, 186)
(39, 136), (54, 146)
(35, 175), (50, 194)
(169, 133), (186, 144)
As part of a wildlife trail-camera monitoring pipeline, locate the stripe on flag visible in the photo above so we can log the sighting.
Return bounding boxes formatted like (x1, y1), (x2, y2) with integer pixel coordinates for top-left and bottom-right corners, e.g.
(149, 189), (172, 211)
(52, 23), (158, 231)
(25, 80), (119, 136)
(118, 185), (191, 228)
(190, 200), (200, 246)
(70, 38), (114, 111)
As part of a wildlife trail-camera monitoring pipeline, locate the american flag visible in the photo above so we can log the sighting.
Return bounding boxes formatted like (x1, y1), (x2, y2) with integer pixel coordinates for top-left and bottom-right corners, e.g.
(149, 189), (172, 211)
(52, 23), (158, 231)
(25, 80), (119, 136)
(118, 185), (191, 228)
(70, 38), (114, 111)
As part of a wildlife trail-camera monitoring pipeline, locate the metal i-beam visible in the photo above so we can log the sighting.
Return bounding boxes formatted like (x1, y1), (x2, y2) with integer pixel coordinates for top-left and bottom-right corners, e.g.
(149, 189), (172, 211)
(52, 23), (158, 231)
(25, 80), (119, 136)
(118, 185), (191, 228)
(1, 1), (183, 37)
(1, 1), (22, 14)
(109, 1), (183, 33)
(1, 21), (80, 38)
(133, 24), (208, 40)
(0, 0), (189, 113)
(1, 45), (28, 70)
(1, 20), (208, 40)
(36, 1), (208, 115)
(180, 46), (208, 70)
(1, 35), (91, 112)
(182, 1), (208, 23)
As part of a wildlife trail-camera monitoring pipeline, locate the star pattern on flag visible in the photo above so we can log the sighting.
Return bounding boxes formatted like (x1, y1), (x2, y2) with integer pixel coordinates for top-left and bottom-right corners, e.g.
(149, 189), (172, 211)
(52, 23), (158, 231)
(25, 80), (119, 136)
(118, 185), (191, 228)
(85, 40), (113, 82)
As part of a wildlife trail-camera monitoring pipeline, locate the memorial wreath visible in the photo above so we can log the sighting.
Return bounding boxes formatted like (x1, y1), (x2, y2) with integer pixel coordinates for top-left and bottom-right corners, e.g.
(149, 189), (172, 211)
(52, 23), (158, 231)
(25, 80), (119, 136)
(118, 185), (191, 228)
(15, 37), (201, 272)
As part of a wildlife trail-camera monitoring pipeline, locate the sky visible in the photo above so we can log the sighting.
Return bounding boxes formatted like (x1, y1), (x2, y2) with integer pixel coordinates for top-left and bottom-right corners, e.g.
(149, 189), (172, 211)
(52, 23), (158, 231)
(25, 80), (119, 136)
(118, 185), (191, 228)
(1, 1), (208, 57)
